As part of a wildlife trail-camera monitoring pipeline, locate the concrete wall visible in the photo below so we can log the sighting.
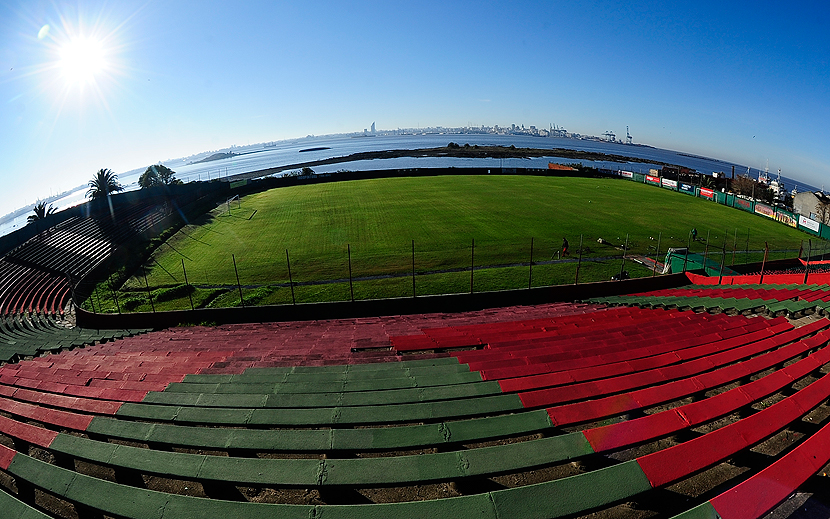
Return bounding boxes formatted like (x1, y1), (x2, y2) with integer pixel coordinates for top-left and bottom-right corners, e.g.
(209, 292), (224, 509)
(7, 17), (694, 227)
(76, 272), (691, 330)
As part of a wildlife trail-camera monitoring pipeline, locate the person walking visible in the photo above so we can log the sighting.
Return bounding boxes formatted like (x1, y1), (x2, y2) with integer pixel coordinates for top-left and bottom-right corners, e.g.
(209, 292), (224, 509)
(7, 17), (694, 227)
(562, 237), (570, 257)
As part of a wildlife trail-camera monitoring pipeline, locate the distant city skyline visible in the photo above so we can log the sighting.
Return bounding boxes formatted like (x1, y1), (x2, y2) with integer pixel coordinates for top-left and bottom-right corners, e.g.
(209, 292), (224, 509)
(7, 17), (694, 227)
(2, 1), (829, 218)
(0, 118), (820, 224)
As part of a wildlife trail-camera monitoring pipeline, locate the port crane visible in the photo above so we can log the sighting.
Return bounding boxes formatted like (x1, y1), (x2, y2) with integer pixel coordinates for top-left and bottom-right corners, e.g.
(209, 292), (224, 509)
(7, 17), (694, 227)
(603, 130), (616, 142)
(550, 124), (567, 138)
(626, 126), (633, 145)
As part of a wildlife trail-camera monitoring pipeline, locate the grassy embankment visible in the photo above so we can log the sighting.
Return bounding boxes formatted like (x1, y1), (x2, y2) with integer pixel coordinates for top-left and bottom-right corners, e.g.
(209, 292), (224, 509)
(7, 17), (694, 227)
(84, 175), (817, 313)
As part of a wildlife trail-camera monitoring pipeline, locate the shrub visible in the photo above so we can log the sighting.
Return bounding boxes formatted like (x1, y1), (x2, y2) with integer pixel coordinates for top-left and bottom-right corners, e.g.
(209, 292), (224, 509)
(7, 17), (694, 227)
(153, 284), (195, 302)
(199, 288), (231, 308)
(121, 297), (144, 311)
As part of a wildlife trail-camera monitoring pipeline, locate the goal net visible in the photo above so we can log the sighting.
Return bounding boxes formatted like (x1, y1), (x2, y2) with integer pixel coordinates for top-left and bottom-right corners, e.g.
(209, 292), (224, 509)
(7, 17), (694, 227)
(225, 194), (241, 215)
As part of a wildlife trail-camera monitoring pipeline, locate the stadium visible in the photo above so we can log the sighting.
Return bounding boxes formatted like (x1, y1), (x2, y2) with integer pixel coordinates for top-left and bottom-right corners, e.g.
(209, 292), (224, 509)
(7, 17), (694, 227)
(1, 163), (830, 519)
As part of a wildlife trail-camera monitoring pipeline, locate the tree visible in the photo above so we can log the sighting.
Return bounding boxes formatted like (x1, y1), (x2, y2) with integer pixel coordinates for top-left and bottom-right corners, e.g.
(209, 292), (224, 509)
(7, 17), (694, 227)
(86, 168), (123, 199)
(730, 174), (773, 202)
(730, 175), (756, 197)
(816, 196), (830, 224)
(138, 164), (181, 188)
(27, 201), (56, 223)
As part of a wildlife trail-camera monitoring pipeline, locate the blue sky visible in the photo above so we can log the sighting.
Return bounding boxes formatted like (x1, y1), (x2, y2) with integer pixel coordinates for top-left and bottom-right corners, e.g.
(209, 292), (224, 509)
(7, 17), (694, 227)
(2, 0), (830, 216)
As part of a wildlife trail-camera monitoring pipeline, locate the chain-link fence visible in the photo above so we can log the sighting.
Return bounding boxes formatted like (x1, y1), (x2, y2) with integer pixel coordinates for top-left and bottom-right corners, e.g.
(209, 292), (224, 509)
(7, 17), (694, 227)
(78, 229), (813, 314)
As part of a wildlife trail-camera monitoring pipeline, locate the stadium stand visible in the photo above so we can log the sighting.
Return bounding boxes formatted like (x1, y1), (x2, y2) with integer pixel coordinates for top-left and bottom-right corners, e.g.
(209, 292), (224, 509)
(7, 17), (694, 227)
(3, 197), (830, 518)
(0, 301), (825, 518)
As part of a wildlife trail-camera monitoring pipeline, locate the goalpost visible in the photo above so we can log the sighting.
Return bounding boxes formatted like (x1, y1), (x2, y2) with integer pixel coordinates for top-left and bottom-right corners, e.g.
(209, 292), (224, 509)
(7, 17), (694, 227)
(225, 195), (241, 215)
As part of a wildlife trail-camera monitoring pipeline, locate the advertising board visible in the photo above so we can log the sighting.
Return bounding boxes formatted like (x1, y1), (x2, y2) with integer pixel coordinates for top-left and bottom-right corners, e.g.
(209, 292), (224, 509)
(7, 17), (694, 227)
(799, 215), (820, 232)
(754, 203), (775, 218)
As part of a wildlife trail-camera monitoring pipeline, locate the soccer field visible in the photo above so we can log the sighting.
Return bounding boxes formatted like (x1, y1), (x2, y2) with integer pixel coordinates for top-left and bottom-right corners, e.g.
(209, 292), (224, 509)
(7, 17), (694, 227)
(99, 175), (815, 311)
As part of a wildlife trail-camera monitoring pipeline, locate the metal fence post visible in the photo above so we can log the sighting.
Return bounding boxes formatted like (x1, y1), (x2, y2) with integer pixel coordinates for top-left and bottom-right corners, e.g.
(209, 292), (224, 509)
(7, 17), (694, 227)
(88, 285), (96, 314)
(683, 232), (691, 273)
(528, 237), (534, 289)
(142, 265), (155, 312)
(108, 274), (121, 314)
(67, 275), (77, 313)
(470, 238), (475, 294)
(232, 254), (245, 307)
(718, 234), (727, 285)
(805, 239), (812, 285)
(759, 242), (769, 284)
(618, 234), (629, 279)
(702, 230), (710, 272)
(745, 228), (750, 264)
(182, 259), (194, 311)
(412, 240), (416, 298)
(94, 284), (103, 314)
(731, 227), (738, 266)
(652, 232), (661, 278)
(575, 234), (583, 284)
(286, 249), (295, 305)
(348, 244), (354, 302)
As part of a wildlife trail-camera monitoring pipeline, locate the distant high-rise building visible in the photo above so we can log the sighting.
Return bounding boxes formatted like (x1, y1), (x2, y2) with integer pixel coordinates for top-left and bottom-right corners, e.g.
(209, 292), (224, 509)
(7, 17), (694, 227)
(371, 122), (376, 134)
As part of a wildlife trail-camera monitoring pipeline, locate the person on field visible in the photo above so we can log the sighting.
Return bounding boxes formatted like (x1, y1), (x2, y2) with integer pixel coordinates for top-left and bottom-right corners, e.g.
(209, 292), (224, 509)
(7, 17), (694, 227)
(562, 237), (569, 257)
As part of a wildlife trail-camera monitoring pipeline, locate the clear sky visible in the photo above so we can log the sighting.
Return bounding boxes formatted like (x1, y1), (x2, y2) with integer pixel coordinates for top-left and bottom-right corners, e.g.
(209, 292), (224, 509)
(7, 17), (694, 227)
(2, 0), (830, 216)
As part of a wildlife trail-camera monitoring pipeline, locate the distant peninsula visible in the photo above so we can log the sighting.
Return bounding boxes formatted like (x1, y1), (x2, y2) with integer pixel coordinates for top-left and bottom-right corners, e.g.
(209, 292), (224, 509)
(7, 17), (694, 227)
(191, 152), (239, 164)
(224, 144), (675, 182)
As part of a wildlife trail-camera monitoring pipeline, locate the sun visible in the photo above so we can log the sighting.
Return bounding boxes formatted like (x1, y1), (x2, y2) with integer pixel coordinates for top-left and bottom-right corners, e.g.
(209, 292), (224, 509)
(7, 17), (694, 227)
(58, 36), (106, 86)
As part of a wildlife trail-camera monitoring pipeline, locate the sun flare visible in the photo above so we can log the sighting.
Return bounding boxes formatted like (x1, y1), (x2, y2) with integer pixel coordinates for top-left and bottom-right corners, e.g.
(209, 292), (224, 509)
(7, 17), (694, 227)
(58, 36), (106, 86)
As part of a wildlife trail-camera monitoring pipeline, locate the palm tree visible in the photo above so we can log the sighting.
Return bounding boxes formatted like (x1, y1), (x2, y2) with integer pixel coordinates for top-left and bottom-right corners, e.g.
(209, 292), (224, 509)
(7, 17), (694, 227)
(27, 201), (56, 223)
(86, 168), (124, 199)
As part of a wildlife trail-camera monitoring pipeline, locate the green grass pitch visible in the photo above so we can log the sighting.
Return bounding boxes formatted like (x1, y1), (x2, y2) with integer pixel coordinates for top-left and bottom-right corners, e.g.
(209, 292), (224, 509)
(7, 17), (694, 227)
(95, 175), (817, 312)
